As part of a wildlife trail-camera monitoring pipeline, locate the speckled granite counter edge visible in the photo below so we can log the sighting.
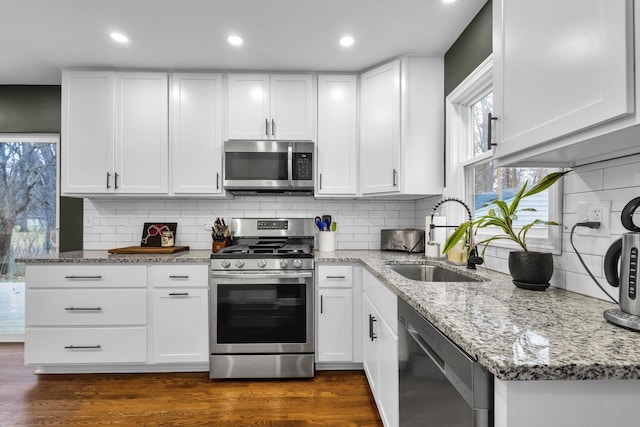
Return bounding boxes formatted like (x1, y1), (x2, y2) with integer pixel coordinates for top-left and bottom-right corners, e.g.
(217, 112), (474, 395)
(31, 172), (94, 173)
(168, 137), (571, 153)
(16, 250), (213, 264)
(315, 250), (640, 382)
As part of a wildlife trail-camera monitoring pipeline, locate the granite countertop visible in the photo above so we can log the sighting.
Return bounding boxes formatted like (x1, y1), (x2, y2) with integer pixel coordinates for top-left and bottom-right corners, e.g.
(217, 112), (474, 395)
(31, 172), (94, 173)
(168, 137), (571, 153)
(19, 249), (640, 381)
(16, 249), (213, 264)
(316, 250), (640, 382)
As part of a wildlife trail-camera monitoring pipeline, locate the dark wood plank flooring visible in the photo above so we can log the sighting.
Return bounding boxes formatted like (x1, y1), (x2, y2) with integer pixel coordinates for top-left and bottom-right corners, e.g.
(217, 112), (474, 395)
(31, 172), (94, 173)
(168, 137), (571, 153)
(0, 343), (382, 426)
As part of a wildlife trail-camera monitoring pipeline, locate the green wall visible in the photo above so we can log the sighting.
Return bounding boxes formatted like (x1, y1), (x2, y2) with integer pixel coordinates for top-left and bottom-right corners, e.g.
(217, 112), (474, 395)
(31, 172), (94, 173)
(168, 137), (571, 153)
(0, 85), (83, 252)
(444, 0), (492, 96)
(0, 85), (61, 132)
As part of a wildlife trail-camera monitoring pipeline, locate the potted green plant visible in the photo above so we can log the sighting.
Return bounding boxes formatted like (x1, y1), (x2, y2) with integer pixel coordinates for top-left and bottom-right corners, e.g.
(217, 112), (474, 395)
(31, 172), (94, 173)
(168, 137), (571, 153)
(442, 171), (569, 290)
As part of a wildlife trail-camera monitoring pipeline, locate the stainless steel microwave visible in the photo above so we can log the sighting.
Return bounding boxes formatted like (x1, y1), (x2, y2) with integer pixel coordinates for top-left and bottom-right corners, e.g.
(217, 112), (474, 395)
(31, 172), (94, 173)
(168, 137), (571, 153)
(223, 140), (314, 195)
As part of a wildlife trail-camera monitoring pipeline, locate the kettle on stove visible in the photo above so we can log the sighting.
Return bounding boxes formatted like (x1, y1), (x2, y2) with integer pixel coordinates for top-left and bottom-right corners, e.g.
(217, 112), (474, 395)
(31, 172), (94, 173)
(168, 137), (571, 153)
(604, 196), (640, 331)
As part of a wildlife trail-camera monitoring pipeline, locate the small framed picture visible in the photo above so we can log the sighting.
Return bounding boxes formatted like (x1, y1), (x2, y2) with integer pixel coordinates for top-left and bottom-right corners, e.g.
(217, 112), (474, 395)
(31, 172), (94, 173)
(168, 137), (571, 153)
(141, 223), (177, 247)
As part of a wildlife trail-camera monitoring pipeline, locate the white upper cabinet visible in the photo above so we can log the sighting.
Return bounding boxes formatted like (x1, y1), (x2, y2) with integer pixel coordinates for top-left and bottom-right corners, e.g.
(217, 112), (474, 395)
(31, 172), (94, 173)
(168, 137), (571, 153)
(61, 71), (114, 194)
(170, 73), (224, 195)
(493, 0), (639, 166)
(227, 73), (314, 140)
(114, 72), (169, 194)
(316, 75), (358, 197)
(61, 71), (169, 195)
(359, 57), (444, 197)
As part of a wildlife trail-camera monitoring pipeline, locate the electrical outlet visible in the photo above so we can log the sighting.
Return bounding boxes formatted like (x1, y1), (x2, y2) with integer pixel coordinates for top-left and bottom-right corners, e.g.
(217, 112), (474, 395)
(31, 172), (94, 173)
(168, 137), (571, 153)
(203, 219), (215, 231)
(84, 215), (94, 227)
(576, 201), (611, 236)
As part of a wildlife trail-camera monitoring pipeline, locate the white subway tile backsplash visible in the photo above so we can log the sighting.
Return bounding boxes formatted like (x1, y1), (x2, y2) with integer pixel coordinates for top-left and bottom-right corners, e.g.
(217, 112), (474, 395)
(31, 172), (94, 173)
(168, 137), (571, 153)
(604, 161), (640, 190)
(564, 169), (603, 193)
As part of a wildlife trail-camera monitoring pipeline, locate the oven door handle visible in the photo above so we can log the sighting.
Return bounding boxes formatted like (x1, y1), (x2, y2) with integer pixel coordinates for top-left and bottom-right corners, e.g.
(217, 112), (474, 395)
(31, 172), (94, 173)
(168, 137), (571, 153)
(211, 271), (313, 279)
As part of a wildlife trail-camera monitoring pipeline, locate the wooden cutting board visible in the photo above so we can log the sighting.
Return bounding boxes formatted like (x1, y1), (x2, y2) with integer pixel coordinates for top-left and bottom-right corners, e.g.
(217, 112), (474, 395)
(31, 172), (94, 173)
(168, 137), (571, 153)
(108, 246), (190, 254)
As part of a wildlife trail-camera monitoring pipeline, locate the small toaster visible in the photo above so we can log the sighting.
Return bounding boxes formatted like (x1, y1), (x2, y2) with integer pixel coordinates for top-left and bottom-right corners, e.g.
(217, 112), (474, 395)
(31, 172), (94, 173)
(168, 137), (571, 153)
(381, 228), (425, 253)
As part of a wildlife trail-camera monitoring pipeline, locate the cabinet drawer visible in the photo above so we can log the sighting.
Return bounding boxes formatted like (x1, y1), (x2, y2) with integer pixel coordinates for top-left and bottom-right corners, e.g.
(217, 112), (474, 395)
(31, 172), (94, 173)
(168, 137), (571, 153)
(317, 265), (353, 288)
(151, 264), (208, 288)
(26, 289), (147, 326)
(24, 327), (147, 365)
(26, 264), (147, 288)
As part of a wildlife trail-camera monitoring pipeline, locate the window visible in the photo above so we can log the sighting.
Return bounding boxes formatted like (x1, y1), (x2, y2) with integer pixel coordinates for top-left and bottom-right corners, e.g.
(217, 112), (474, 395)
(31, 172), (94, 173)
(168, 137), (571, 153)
(445, 56), (562, 254)
(0, 134), (58, 341)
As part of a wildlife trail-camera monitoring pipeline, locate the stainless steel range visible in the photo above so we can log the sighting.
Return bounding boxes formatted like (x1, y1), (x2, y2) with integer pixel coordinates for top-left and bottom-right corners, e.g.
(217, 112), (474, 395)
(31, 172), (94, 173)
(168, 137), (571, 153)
(209, 218), (315, 379)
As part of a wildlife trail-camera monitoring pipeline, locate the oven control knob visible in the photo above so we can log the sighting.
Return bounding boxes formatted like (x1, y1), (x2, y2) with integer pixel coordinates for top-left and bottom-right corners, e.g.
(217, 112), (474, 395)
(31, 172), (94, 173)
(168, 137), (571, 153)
(221, 260), (231, 269)
(293, 259), (303, 269)
(257, 259), (267, 268)
(279, 259), (289, 268)
(235, 260), (245, 268)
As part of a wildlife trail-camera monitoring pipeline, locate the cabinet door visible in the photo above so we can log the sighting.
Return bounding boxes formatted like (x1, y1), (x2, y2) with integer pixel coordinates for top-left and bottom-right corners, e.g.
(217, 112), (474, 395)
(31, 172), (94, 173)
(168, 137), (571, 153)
(270, 74), (314, 140)
(317, 75), (358, 196)
(114, 72), (169, 193)
(317, 288), (353, 362)
(171, 73), (224, 194)
(494, 0), (634, 158)
(61, 71), (114, 194)
(227, 74), (270, 139)
(377, 316), (399, 427)
(360, 60), (401, 195)
(151, 288), (209, 363)
(362, 294), (379, 398)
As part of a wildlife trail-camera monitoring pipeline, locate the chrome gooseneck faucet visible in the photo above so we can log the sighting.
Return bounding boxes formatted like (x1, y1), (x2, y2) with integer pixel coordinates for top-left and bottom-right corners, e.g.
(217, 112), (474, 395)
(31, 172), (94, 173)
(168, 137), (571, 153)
(429, 197), (484, 269)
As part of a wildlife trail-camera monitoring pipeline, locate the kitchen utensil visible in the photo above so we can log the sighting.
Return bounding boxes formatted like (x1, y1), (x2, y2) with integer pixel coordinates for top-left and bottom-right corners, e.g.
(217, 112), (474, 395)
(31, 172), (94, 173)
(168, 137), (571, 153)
(331, 221), (337, 232)
(315, 216), (325, 231)
(322, 215), (332, 230)
(603, 197), (640, 331)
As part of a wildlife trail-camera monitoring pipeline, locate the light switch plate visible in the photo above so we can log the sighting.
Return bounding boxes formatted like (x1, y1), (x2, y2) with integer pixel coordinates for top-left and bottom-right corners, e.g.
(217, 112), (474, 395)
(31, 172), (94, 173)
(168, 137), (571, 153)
(576, 201), (611, 236)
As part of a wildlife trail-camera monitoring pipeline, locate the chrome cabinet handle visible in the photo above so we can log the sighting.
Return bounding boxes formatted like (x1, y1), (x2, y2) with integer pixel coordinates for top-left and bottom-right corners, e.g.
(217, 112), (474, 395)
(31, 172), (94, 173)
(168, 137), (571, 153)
(272, 119), (275, 136)
(106, 172), (111, 189)
(369, 314), (377, 341)
(325, 275), (346, 279)
(265, 118), (270, 136)
(64, 345), (102, 350)
(487, 112), (498, 151)
(64, 307), (102, 311)
(114, 172), (119, 189)
(320, 295), (323, 314)
(319, 173), (322, 190)
(64, 275), (103, 280)
(169, 275), (189, 279)
(392, 169), (397, 187)
(169, 292), (189, 296)
(216, 172), (220, 189)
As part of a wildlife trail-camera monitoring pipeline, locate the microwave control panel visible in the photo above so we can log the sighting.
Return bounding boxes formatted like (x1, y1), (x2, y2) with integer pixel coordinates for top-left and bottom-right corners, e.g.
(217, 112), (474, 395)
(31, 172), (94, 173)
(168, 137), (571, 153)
(293, 153), (313, 180)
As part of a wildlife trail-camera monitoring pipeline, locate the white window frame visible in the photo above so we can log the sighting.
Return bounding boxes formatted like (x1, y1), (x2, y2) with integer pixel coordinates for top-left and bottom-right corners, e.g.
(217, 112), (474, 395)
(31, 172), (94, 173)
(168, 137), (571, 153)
(445, 55), (562, 255)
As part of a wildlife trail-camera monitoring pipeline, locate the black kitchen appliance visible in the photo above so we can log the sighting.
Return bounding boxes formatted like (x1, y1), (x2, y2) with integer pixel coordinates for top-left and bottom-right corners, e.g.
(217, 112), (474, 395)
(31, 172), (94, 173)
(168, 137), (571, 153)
(604, 197), (640, 331)
(209, 218), (315, 379)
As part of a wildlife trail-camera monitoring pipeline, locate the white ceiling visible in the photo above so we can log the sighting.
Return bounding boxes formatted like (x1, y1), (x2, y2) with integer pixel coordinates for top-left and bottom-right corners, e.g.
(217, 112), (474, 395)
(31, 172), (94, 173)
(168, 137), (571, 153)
(1, 0), (487, 85)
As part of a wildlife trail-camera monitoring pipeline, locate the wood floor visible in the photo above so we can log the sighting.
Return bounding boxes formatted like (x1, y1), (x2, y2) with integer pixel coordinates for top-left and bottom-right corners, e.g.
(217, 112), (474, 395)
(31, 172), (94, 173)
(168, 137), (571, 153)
(0, 343), (383, 426)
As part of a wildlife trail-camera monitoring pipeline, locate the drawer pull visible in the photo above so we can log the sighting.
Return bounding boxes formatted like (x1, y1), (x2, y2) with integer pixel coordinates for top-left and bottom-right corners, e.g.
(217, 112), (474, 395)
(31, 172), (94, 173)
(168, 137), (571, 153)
(64, 275), (103, 280)
(169, 292), (189, 296)
(65, 307), (102, 311)
(64, 345), (102, 350)
(326, 275), (346, 279)
(169, 275), (190, 279)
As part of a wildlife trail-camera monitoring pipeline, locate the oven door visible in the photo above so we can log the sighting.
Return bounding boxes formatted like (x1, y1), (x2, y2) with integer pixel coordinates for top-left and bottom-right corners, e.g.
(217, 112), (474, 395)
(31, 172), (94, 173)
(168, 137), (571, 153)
(210, 270), (314, 354)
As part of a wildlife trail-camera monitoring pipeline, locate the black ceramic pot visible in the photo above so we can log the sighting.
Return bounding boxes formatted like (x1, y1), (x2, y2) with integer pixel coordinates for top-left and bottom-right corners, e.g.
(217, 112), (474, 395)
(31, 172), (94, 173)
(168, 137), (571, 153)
(508, 251), (553, 291)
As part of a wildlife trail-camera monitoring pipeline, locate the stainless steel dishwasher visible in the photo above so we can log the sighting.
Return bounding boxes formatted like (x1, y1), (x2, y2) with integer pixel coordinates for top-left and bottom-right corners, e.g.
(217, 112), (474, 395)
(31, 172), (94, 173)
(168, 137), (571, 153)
(398, 299), (493, 426)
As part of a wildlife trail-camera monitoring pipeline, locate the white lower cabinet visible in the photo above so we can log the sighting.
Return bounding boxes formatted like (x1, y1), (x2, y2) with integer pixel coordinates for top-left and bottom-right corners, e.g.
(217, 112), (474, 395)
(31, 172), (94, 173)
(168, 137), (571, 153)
(150, 264), (209, 364)
(315, 264), (362, 365)
(362, 270), (398, 427)
(24, 263), (210, 373)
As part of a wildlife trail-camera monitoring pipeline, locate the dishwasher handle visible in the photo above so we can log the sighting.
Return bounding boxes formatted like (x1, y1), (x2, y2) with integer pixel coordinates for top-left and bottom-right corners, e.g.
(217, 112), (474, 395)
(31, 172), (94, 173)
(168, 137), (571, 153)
(406, 324), (445, 374)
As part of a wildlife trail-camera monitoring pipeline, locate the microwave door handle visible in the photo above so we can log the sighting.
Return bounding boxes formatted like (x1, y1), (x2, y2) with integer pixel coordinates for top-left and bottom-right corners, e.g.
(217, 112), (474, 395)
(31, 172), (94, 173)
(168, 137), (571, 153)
(288, 143), (293, 186)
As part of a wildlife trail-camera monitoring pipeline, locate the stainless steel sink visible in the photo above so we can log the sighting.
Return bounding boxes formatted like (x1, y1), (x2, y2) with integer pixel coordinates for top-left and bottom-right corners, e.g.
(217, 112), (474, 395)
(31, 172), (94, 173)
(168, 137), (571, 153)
(387, 264), (481, 283)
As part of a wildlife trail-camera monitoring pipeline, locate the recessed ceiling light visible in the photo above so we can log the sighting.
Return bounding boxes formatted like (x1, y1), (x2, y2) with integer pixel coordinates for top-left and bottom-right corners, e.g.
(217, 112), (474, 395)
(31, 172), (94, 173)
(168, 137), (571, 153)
(110, 32), (129, 44)
(442, 0), (456, 3)
(227, 35), (243, 46)
(339, 36), (354, 47)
